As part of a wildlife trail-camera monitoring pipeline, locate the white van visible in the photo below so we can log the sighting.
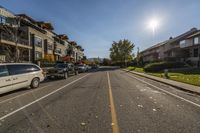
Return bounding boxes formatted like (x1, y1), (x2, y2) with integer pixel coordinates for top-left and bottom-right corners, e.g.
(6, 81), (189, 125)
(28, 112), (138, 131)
(0, 63), (45, 95)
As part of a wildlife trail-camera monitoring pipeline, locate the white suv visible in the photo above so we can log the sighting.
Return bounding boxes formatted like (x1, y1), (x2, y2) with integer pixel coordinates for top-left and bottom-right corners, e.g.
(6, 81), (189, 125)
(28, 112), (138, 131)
(0, 63), (45, 95)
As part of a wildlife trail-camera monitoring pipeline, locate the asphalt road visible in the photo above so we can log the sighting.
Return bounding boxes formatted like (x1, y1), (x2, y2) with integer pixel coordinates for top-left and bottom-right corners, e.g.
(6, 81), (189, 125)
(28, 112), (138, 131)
(0, 67), (200, 133)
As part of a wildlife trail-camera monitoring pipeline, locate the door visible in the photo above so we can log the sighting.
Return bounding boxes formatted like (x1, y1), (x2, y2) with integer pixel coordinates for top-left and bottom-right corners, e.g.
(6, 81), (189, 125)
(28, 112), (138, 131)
(7, 64), (29, 91)
(0, 65), (13, 94)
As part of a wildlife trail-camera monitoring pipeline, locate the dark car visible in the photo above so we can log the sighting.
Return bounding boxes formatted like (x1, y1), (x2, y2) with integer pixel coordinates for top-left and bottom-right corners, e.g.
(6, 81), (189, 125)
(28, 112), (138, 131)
(46, 63), (78, 79)
(77, 64), (87, 73)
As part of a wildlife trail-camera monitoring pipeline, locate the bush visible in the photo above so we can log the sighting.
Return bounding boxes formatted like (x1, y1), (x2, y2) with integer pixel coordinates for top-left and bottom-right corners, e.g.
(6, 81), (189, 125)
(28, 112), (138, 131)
(128, 66), (135, 71)
(144, 61), (187, 72)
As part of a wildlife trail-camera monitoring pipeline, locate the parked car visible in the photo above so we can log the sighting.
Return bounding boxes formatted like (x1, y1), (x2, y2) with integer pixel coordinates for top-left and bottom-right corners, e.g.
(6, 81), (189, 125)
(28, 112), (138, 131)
(77, 64), (87, 73)
(86, 65), (91, 71)
(46, 63), (78, 79)
(91, 64), (99, 69)
(0, 63), (45, 95)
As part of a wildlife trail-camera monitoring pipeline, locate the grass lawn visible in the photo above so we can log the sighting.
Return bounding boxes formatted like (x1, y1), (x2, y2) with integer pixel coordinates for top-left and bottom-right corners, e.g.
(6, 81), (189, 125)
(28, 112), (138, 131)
(127, 67), (200, 86)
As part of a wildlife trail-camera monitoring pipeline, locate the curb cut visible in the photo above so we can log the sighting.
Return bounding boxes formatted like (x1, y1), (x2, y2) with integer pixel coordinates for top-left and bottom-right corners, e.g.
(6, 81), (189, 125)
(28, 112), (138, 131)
(123, 69), (200, 96)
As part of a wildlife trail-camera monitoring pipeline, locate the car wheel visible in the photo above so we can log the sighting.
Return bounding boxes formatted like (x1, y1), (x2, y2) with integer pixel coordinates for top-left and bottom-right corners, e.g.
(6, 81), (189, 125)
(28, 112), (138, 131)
(31, 78), (40, 88)
(64, 72), (68, 79)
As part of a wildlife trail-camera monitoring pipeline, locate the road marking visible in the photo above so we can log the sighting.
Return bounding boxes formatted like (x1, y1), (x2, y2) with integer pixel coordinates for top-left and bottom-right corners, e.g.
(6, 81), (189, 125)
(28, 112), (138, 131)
(127, 73), (200, 108)
(0, 85), (51, 104)
(0, 74), (90, 121)
(107, 72), (119, 133)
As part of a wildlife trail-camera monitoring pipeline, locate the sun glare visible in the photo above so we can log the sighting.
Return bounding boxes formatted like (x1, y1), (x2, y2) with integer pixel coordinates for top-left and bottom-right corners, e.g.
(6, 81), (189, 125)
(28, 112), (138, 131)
(148, 18), (159, 34)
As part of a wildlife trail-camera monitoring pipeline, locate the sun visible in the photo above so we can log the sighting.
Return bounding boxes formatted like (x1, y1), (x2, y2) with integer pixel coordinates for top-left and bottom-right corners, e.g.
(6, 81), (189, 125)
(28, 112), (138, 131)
(148, 18), (159, 33)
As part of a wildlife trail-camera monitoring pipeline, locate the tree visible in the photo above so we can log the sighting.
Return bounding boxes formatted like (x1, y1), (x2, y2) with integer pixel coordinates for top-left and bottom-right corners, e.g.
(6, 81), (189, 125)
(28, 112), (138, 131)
(102, 58), (111, 66)
(110, 39), (134, 67)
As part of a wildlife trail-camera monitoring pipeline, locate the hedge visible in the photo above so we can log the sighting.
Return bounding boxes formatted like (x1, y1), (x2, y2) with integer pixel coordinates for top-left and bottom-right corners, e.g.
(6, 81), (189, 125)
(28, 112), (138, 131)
(144, 61), (187, 72)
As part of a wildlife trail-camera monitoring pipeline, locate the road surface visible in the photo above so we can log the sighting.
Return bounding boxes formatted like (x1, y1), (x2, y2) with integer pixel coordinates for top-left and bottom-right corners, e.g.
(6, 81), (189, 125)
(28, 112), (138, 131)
(0, 67), (200, 133)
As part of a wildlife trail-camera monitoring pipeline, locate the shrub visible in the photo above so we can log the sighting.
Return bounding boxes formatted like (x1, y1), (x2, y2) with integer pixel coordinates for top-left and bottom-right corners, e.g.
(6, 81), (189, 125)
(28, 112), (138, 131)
(128, 66), (135, 71)
(144, 61), (187, 72)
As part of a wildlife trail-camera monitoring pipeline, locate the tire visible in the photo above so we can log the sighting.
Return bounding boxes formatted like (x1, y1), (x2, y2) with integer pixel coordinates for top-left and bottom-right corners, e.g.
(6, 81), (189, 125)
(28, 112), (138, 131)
(63, 72), (68, 79)
(75, 71), (78, 75)
(31, 78), (40, 88)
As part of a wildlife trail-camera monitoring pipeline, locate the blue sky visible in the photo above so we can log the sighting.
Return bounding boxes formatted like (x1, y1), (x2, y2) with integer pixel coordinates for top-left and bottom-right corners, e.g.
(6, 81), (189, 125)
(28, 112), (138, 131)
(1, 0), (200, 58)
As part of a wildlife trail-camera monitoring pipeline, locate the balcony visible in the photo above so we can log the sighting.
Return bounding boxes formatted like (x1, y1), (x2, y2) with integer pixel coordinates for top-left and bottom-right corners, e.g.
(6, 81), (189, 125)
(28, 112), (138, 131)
(54, 49), (62, 56)
(0, 32), (31, 48)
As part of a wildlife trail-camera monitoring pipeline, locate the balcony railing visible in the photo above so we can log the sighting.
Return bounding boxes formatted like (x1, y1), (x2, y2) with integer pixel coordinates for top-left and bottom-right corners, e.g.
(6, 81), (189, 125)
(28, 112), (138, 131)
(1, 33), (30, 47)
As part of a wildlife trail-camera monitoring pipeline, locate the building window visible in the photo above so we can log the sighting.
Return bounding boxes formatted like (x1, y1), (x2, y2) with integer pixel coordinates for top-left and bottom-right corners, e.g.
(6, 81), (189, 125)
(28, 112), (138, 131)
(194, 48), (198, 57)
(194, 37), (199, 45)
(179, 40), (186, 48)
(34, 36), (43, 47)
(35, 51), (42, 59)
(47, 42), (53, 50)
(55, 48), (62, 54)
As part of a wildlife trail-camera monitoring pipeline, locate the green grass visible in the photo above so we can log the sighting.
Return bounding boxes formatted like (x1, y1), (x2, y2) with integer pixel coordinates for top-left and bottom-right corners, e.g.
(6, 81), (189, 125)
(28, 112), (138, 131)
(127, 67), (200, 86)
(168, 73), (200, 86)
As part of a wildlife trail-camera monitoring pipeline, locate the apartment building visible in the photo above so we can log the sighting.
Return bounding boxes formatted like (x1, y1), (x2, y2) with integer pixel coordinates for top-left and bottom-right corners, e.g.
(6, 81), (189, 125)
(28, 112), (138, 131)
(140, 28), (199, 65)
(179, 30), (200, 66)
(0, 6), (85, 63)
(0, 7), (32, 62)
(76, 45), (84, 62)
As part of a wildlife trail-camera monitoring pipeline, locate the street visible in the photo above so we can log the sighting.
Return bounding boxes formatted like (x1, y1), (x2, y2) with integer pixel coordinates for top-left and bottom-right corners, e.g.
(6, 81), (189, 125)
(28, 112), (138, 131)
(0, 67), (200, 133)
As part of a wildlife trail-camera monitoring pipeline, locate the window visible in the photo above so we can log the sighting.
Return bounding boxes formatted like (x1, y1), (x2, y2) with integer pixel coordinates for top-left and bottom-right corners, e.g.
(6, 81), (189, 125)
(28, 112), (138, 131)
(47, 43), (53, 50)
(193, 48), (198, 57)
(34, 36), (43, 47)
(35, 51), (42, 60)
(0, 16), (6, 24)
(194, 37), (199, 45)
(0, 65), (9, 77)
(179, 40), (186, 48)
(25, 65), (40, 72)
(55, 48), (62, 54)
(7, 64), (40, 75)
(7, 65), (27, 75)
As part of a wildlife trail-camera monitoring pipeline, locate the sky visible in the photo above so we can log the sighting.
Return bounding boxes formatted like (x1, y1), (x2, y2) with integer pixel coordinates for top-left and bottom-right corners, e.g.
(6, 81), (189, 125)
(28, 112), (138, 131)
(1, 0), (200, 58)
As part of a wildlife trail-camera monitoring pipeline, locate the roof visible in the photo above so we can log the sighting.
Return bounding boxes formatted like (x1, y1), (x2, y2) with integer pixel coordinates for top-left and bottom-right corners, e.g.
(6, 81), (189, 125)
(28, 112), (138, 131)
(167, 28), (198, 43)
(37, 21), (54, 31)
(140, 28), (199, 54)
(0, 5), (15, 15)
(187, 30), (200, 38)
(140, 40), (169, 53)
(16, 14), (37, 24)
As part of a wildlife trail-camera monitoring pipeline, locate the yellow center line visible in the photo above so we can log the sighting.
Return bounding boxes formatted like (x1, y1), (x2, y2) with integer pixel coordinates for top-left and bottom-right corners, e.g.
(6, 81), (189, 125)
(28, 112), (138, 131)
(107, 72), (119, 133)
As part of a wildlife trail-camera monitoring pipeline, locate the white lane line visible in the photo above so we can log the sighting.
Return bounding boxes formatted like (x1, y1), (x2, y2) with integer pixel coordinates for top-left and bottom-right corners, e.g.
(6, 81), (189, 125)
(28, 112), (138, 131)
(127, 73), (200, 108)
(0, 74), (90, 121)
(0, 85), (51, 105)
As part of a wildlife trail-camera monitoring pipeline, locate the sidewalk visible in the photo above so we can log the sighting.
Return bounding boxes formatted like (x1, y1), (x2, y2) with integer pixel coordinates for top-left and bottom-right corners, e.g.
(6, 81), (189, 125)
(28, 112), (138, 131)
(123, 69), (200, 95)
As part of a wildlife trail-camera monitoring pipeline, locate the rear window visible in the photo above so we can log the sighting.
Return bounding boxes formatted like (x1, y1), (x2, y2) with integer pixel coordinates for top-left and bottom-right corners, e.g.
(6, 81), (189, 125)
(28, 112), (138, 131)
(7, 64), (40, 75)
(0, 65), (9, 77)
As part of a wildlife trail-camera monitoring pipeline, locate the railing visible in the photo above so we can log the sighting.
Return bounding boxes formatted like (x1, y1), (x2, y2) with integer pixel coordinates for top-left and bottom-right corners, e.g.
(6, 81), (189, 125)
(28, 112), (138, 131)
(1, 33), (30, 47)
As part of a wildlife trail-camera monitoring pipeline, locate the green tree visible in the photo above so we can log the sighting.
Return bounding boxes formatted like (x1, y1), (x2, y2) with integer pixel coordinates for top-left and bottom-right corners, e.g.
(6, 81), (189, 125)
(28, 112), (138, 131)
(110, 39), (134, 67)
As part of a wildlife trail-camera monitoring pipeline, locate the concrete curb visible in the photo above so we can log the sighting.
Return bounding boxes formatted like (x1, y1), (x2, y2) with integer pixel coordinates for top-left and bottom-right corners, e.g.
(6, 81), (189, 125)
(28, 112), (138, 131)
(123, 69), (200, 96)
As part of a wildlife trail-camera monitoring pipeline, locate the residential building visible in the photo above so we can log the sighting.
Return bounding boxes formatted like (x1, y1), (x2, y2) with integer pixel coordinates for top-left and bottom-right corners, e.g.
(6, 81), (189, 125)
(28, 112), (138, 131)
(140, 28), (199, 64)
(17, 14), (47, 62)
(163, 28), (198, 60)
(53, 34), (67, 61)
(179, 30), (200, 66)
(0, 8), (31, 62)
(0, 6), (85, 63)
(76, 45), (84, 62)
